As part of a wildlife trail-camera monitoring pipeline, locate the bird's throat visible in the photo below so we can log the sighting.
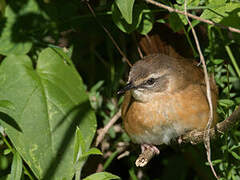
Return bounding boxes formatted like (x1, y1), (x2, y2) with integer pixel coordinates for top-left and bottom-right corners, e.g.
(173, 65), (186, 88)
(131, 89), (152, 102)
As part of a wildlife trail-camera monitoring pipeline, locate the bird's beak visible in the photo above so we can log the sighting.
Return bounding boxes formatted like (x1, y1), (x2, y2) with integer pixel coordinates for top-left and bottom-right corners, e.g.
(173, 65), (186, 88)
(117, 82), (135, 94)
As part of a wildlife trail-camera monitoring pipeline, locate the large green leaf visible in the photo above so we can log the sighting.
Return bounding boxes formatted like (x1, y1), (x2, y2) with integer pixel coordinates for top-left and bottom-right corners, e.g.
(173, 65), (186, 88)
(0, 48), (96, 179)
(0, 0), (47, 55)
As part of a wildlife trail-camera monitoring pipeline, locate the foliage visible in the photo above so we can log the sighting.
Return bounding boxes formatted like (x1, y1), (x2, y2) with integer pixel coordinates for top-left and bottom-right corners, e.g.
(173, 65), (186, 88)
(0, 0), (239, 179)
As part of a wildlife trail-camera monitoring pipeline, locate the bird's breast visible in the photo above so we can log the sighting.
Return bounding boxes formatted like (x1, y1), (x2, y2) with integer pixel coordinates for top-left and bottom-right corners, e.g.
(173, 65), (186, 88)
(121, 84), (217, 145)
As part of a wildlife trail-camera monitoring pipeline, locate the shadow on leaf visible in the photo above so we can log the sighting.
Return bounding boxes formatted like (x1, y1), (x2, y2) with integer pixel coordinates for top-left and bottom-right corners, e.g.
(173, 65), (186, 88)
(0, 111), (22, 132)
(11, 13), (47, 43)
(0, 18), (7, 37)
(42, 100), (92, 179)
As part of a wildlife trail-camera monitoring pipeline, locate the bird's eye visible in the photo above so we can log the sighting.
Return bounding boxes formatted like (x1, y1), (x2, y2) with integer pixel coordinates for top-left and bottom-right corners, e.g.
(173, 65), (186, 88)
(146, 78), (155, 85)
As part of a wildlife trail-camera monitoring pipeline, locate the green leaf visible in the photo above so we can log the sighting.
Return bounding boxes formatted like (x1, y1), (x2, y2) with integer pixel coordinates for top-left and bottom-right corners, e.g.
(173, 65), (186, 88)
(3, 148), (11, 155)
(112, 2), (144, 33)
(0, 0), (47, 55)
(0, 100), (15, 110)
(174, 4), (188, 25)
(200, 2), (240, 29)
(137, 11), (154, 35)
(212, 59), (224, 65)
(156, 18), (166, 24)
(228, 150), (240, 160)
(0, 155), (9, 170)
(90, 81), (104, 93)
(83, 172), (120, 180)
(79, 148), (102, 160)
(115, 0), (135, 24)
(176, 0), (200, 6)
(173, 0), (200, 25)
(0, 0), (6, 15)
(73, 127), (86, 163)
(219, 99), (235, 108)
(0, 48), (96, 179)
(9, 151), (22, 180)
(168, 13), (184, 32)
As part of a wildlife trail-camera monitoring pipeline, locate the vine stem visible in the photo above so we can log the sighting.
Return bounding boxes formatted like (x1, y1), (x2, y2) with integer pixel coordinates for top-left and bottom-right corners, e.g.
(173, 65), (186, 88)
(144, 0), (240, 34)
(183, 1), (218, 179)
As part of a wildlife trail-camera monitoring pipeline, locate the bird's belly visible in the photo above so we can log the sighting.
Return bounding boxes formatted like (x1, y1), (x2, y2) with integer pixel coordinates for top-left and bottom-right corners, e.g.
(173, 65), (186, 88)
(128, 121), (187, 145)
(123, 90), (211, 145)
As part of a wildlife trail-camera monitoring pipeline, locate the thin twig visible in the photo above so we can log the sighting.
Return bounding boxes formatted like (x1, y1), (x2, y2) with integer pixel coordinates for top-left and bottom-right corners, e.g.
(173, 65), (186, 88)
(117, 151), (130, 159)
(132, 33), (144, 59)
(84, 1), (132, 67)
(137, 45), (144, 59)
(144, 0), (240, 34)
(95, 109), (121, 146)
(184, 1), (217, 178)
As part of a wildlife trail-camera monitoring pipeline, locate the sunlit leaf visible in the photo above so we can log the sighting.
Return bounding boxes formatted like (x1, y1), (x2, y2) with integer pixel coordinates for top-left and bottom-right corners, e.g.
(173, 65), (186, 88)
(79, 148), (102, 160)
(115, 0), (135, 24)
(201, 1), (240, 29)
(219, 99), (235, 108)
(112, 2), (144, 33)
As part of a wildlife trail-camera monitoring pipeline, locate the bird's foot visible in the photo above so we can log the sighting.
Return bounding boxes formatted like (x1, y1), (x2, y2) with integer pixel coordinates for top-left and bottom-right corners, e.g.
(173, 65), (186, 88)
(135, 144), (160, 167)
(141, 144), (160, 154)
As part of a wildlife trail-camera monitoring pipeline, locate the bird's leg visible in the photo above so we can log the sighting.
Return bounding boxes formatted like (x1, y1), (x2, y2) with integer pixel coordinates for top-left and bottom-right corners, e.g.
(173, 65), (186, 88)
(141, 144), (160, 154)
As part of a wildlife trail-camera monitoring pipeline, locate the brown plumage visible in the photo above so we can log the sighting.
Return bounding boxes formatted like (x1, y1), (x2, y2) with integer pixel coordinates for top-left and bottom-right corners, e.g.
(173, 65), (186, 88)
(120, 54), (218, 146)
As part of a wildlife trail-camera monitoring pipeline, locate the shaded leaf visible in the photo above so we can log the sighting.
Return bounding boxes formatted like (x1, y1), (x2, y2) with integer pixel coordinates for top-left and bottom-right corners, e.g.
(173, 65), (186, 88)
(0, 112), (21, 132)
(168, 13), (184, 32)
(137, 11), (154, 35)
(0, 0), (46, 55)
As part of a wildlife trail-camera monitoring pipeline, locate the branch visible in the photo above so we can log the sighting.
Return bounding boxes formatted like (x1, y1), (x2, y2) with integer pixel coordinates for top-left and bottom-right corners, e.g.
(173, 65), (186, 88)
(145, 0), (240, 34)
(135, 148), (156, 167)
(136, 106), (240, 168)
(95, 109), (121, 146)
(84, 1), (132, 67)
(181, 105), (240, 144)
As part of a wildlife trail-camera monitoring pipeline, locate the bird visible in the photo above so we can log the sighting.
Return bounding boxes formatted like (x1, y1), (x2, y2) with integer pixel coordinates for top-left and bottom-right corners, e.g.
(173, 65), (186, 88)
(118, 53), (218, 165)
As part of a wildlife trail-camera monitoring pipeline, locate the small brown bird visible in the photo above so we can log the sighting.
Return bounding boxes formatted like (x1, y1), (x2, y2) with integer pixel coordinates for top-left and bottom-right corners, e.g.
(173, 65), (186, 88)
(119, 54), (218, 162)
